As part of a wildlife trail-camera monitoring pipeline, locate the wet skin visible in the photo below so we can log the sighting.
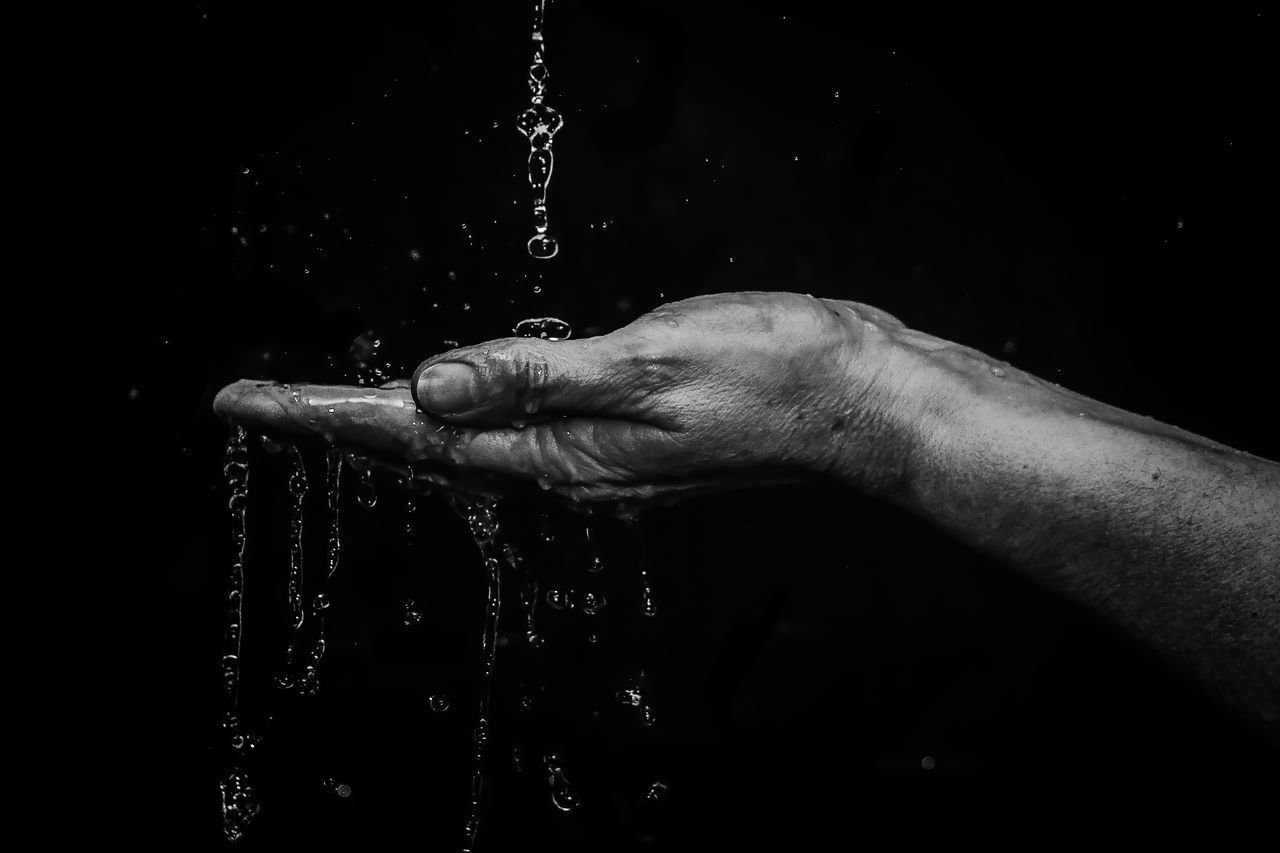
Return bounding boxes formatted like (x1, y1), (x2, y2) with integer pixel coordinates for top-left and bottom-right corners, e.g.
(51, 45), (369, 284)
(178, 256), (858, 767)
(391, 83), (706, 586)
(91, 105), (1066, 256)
(215, 290), (1280, 747)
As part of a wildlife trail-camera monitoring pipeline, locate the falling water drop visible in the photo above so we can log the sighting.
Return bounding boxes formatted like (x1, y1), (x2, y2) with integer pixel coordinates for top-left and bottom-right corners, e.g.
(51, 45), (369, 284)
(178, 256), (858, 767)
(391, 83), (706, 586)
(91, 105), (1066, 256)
(323, 777), (354, 799)
(646, 780), (670, 803)
(355, 466), (378, 509)
(404, 496), (418, 546)
(543, 752), (581, 812)
(402, 598), (424, 627)
(627, 517), (657, 616)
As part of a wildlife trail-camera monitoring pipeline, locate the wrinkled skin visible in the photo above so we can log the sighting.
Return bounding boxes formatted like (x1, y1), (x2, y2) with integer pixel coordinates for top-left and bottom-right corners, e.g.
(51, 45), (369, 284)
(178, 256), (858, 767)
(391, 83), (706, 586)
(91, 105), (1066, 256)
(213, 292), (924, 506)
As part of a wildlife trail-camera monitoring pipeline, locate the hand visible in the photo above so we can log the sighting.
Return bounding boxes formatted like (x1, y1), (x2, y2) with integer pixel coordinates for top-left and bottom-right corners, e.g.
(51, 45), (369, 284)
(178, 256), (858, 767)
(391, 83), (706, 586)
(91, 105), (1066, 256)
(213, 292), (923, 505)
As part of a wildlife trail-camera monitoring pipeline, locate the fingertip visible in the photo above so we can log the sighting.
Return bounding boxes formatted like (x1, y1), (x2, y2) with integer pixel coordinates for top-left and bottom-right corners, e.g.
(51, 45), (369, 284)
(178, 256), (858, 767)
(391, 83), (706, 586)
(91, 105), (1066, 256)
(212, 378), (262, 421)
(413, 361), (482, 417)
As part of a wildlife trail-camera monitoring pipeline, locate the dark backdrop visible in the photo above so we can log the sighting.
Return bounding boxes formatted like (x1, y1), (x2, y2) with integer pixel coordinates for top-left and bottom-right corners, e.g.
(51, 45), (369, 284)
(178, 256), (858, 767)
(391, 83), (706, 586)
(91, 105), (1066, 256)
(114, 1), (1277, 848)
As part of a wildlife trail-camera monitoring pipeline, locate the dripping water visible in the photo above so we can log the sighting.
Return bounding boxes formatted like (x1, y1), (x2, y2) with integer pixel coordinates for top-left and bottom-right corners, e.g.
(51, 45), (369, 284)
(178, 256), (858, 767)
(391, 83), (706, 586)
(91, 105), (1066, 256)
(280, 446), (308, 675)
(627, 517), (657, 617)
(543, 751), (581, 812)
(219, 424), (261, 842)
(290, 448), (343, 696)
(503, 542), (542, 647)
(453, 496), (505, 853)
(516, 0), (564, 259)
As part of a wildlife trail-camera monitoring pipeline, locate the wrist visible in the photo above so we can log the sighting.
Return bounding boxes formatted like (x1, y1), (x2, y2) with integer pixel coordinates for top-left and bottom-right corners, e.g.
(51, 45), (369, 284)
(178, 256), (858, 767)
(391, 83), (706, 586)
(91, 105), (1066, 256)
(812, 302), (956, 499)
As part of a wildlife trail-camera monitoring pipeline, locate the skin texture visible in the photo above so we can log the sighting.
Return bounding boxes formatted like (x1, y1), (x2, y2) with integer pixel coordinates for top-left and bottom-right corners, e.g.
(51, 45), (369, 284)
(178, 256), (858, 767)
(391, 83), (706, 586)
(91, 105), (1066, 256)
(214, 290), (1280, 746)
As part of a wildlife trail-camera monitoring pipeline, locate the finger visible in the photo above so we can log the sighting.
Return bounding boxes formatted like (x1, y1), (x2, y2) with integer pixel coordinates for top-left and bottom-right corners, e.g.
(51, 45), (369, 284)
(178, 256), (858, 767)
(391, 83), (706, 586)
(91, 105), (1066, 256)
(213, 379), (456, 463)
(410, 334), (678, 428)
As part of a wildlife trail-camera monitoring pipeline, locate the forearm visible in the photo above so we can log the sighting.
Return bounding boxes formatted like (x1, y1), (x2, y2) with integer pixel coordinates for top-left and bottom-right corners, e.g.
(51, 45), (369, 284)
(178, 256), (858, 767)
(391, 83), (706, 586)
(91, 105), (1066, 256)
(870, 330), (1280, 745)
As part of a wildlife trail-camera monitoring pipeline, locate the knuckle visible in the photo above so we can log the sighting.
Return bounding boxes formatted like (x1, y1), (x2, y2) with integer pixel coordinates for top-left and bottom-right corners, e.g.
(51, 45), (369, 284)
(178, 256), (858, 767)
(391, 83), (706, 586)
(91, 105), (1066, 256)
(491, 340), (555, 416)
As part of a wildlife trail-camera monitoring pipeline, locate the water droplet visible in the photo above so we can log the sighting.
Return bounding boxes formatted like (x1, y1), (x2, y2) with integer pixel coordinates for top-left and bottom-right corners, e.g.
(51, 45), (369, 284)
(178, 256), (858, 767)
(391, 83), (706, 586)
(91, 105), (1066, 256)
(921, 755), (936, 770)
(402, 599), (424, 627)
(990, 366), (1006, 378)
(429, 694), (451, 712)
(645, 780), (670, 803)
(546, 588), (572, 610)
(527, 233), (559, 259)
(219, 768), (260, 842)
(543, 752), (580, 812)
(324, 777), (354, 798)
(355, 467), (378, 508)
(514, 317), (573, 340)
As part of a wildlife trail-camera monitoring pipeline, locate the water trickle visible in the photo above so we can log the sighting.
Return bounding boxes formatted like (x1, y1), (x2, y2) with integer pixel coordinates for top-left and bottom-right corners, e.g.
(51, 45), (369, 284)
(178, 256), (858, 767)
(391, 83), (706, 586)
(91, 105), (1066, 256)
(453, 496), (505, 853)
(503, 542), (542, 647)
(282, 446), (307, 671)
(627, 518), (657, 617)
(219, 425), (261, 842)
(404, 496), (418, 546)
(513, 317), (573, 341)
(516, 0), (564, 259)
(543, 751), (581, 812)
(292, 449), (344, 696)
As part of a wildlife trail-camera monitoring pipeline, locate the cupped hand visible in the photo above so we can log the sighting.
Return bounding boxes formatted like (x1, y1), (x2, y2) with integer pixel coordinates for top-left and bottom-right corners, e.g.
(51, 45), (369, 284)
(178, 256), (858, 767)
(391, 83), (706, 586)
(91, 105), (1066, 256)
(213, 292), (921, 505)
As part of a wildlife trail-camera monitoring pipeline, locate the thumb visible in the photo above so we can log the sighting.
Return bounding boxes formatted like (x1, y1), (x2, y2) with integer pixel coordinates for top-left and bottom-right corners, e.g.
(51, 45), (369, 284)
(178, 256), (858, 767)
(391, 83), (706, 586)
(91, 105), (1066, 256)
(411, 335), (655, 427)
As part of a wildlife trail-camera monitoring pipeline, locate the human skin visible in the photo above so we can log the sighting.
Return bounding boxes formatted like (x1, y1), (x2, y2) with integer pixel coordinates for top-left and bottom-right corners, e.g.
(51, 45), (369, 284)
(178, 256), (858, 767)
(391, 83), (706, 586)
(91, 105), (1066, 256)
(213, 291), (1280, 747)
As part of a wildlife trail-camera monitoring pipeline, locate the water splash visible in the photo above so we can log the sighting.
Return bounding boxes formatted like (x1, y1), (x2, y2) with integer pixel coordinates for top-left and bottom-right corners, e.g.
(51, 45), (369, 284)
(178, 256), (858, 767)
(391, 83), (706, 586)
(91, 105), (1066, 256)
(516, 0), (564, 259)
(219, 425), (261, 842)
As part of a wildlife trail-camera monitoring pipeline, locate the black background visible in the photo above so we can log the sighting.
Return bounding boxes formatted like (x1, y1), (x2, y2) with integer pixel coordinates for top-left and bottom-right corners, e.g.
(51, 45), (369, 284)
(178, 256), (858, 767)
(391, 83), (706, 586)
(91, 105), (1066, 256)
(110, 0), (1276, 848)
